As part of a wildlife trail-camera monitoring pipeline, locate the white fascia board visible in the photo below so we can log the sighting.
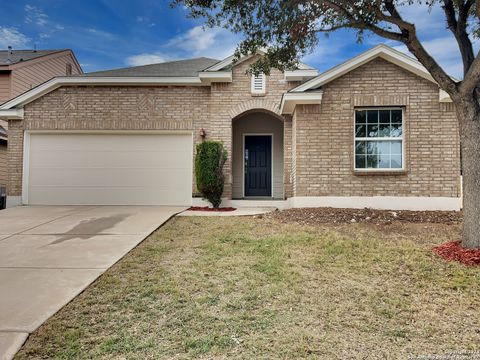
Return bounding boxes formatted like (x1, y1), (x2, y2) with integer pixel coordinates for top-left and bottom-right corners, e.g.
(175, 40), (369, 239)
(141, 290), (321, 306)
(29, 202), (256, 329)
(291, 44), (437, 93)
(203, 49), (268, 71)
(439, 89), (453, 102)
(204, 55), (236, 71)
(198, 71), (232, 83)
(0, 76), (203, 110)
(284, 69), (319, 81)
(0, 108), (24, 119)
(280, 92), (323, 114)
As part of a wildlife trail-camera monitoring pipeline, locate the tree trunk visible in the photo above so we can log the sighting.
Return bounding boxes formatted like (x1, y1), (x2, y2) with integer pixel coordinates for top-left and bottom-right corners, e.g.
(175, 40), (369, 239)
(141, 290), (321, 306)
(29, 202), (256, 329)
(456, 99), (480, 249)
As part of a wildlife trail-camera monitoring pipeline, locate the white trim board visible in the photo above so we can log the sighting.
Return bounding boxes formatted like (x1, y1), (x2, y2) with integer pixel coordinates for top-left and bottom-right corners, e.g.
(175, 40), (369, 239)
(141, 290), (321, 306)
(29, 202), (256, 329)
(280, 91), (323, 114)
(0, 109), (24, 120)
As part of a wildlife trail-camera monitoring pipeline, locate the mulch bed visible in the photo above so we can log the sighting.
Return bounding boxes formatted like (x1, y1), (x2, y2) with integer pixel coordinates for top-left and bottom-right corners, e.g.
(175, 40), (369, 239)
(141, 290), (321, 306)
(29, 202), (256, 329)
(188, 206), (237, 212)
(264, 207), (463, 225)
(433, 241), (480, 266)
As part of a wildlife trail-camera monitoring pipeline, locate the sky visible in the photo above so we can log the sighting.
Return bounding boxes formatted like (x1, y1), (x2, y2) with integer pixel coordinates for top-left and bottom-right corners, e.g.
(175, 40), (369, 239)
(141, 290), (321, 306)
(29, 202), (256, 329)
(0, 0), (475, 78)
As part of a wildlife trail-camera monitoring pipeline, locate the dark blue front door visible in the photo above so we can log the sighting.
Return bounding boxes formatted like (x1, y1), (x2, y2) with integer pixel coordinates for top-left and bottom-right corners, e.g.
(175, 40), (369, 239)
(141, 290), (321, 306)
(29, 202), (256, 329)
(244, 135), (272, 197)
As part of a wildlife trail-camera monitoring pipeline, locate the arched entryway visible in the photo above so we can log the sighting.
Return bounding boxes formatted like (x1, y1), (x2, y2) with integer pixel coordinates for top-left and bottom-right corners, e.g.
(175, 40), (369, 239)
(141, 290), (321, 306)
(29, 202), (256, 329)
(232, 110), (284, 199)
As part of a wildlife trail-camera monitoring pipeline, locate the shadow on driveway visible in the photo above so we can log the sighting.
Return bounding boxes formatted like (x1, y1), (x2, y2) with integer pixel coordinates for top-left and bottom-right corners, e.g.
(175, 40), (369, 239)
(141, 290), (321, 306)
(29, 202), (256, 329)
(48, 214), (130, 245)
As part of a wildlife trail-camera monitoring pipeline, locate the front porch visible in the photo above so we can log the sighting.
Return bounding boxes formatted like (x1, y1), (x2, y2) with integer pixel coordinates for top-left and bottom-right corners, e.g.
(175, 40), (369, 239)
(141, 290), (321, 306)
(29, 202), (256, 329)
(231, 109), (288, 200)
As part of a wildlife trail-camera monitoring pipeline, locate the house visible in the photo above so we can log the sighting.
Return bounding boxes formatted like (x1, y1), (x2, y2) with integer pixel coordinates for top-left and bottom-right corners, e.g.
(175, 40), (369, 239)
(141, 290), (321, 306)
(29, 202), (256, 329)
(0, 48), (83, 197)
(0, 48), (83, 104)
(0, 44), (461, 210)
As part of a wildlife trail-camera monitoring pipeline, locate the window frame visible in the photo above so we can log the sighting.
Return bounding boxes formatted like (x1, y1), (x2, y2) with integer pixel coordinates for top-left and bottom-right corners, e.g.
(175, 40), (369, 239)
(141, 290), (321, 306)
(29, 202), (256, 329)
(251, 73), (266, 94)
(353, 107), (405, 172)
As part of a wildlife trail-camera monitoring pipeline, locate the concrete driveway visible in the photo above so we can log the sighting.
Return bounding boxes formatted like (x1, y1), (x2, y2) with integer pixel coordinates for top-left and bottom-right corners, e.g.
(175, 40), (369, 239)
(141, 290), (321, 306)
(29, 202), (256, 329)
(0, 205), (185, 360)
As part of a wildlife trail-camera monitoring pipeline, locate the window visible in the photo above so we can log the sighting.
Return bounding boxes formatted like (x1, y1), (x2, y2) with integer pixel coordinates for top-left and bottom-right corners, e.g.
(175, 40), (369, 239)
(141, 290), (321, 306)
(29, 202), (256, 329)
(251, 73), (266, 94)
(354, 108), (404, 170)
(66, 63), (72, 76)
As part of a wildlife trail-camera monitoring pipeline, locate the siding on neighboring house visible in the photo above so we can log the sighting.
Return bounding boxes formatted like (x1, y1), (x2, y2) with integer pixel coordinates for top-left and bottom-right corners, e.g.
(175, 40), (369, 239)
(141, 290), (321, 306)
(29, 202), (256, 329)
(0, 73), (10, 104)
(10, 52), (82, 99)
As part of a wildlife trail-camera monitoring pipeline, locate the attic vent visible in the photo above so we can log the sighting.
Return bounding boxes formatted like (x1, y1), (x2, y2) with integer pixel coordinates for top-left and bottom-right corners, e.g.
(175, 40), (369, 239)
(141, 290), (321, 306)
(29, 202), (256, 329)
(251, 73), (266, 94)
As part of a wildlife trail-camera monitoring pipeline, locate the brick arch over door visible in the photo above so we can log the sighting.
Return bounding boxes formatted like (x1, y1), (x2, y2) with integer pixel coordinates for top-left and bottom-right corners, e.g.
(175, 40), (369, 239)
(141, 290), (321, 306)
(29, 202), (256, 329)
(228, 99), (283, 121)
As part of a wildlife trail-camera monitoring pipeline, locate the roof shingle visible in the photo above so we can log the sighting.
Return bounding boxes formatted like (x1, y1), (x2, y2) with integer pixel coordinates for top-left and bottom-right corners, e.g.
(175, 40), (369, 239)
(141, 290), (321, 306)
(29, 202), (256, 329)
(84, 57), (220, 77)
(0, 49), (68, 66)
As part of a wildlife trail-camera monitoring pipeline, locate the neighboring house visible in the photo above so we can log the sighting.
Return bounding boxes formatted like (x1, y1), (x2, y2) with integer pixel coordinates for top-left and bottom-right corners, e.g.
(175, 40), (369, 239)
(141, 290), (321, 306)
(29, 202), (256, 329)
(0, 48), (83, 104)
(0, 48), (82, 195)
(0, 44), (461, 210)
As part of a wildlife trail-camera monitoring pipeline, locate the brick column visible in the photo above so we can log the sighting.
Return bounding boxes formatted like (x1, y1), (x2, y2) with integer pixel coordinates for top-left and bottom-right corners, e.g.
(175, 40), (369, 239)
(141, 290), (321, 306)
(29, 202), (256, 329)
(7, 120), (24, 197)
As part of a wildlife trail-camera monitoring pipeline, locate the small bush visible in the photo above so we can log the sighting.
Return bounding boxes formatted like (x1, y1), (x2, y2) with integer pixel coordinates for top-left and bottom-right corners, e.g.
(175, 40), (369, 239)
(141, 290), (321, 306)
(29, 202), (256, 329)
(195, 141), (228, 208)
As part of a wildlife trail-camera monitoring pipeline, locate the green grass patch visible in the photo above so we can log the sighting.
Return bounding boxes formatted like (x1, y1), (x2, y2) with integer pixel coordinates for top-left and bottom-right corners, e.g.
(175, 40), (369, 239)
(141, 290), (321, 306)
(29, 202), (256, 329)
(15, 217), (480, 359)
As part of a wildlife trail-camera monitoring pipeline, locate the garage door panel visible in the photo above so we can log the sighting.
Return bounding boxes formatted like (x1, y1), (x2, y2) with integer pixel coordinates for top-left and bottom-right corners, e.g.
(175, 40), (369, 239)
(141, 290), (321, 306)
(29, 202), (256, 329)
(29, 168), (191, 187)
(27, 133), (193, 206)
(30, 133), (190, 151)
(30, 150), (192, 169)
(28, 187), (191, 206)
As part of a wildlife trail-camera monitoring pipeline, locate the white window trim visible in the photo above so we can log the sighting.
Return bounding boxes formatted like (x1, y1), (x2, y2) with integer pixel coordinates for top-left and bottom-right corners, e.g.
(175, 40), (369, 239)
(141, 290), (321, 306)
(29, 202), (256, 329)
(353, 107), (405, 172)
(251, 73), (266, 94)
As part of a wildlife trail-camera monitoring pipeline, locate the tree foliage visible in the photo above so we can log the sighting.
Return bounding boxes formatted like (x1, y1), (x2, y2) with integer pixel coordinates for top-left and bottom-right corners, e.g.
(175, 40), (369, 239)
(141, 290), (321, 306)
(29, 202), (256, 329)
(195, 140), (228, 208)
(173, 0), (479, 98)
(175, 0), (480, 249)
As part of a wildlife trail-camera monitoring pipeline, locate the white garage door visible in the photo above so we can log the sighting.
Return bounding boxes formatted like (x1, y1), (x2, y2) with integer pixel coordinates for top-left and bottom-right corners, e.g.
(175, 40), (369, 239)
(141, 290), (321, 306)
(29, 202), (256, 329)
(26, 132), (193, 205)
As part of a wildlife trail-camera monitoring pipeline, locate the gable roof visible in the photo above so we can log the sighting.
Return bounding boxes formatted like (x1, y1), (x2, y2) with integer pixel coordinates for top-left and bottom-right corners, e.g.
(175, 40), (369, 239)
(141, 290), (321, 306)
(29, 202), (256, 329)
(0, 49), (68, 66)
(0, 48), (316, 114)
(279, 44), (454, 114)
(85, 57), (220, 77)
(203, 49), (316, 73)
(290, 44), (439, 93)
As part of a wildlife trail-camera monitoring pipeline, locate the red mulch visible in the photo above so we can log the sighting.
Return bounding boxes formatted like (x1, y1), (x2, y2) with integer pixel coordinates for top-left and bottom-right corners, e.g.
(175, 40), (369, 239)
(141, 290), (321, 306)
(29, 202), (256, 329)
(188, 206), (236, 212)
(432, 241), (480, 266)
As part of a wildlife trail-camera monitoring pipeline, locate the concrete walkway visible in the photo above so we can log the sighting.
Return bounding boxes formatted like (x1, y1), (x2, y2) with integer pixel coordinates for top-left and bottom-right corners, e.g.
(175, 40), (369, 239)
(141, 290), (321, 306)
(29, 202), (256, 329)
(0, 205), (185, 360)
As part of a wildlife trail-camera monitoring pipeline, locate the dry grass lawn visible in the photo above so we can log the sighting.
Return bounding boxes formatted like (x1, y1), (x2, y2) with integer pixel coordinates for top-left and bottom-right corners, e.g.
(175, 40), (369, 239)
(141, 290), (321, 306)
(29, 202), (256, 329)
(15, 215), (480, 359)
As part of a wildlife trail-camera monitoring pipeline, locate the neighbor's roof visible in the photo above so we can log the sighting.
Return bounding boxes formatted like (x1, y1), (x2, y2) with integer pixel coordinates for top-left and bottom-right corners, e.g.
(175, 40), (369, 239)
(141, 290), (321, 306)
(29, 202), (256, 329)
(0, 49), (69, 66)
(85, 57), (220, 77)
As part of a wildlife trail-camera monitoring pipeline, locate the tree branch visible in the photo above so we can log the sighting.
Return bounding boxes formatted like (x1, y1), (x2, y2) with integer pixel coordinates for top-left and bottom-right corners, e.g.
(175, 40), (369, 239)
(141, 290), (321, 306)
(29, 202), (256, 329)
(318, 1), (459, 96)
(459, 49), (480, 96)
(403, 35), (459, 97)
(443, 0), (475, 74)
(322, 0), (406, 41)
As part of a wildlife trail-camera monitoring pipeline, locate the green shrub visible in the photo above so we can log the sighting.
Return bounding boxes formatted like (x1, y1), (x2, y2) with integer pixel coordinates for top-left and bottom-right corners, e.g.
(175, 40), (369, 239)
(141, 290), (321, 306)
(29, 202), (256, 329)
(195, 141), (228, 208)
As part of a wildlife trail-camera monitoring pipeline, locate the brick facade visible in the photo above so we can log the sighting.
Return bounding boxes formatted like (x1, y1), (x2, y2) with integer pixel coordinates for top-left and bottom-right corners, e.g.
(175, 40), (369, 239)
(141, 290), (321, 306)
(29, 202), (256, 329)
(8, 56), (298, 198)
(292, 58), (460, 198)
(7, 56), (460, 201)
